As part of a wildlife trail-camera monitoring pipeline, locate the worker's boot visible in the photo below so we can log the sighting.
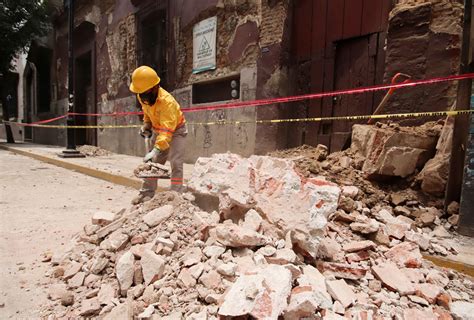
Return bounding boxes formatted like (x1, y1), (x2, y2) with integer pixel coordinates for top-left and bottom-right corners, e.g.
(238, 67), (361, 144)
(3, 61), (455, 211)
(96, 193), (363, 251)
(131, 192), (154, 205)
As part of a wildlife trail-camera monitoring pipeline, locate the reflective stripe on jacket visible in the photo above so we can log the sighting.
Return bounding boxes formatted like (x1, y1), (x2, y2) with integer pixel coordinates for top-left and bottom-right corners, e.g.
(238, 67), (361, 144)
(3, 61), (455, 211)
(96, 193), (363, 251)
(138, 88), (186, 151)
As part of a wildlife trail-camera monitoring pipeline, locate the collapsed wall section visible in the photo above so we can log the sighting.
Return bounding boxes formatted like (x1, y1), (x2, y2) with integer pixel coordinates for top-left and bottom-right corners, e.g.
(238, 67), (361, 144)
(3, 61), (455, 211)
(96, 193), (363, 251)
(383, 0), (463, 123)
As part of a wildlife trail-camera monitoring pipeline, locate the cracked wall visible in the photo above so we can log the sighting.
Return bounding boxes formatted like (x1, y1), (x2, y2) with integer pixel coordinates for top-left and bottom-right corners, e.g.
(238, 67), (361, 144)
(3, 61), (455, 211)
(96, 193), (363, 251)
(170, 0), (290, 161)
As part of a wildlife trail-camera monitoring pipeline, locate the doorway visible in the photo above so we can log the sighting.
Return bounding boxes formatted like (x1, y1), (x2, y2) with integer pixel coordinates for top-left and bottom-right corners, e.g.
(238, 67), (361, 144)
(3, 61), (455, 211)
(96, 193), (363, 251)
(330, 35), (378, 151)
(74, 51), (96, 146)
(138, 7), (167, 87)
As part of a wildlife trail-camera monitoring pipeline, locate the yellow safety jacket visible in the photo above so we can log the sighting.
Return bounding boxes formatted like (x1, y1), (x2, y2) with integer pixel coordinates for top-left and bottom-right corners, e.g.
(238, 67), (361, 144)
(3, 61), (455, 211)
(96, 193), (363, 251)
(138, 87), (186, 151)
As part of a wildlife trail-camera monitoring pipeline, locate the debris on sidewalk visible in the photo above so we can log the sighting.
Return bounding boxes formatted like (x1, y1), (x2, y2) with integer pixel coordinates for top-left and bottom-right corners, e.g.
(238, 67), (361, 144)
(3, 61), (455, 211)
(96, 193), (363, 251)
(77, 145), (112, 157)
(41, 125), (473, 319)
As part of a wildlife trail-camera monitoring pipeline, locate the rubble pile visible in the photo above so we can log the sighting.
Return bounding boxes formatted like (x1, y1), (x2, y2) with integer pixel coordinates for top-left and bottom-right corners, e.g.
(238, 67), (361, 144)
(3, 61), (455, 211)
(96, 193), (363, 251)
(41, 126), (473, 319)
(77, 145), (112, 157)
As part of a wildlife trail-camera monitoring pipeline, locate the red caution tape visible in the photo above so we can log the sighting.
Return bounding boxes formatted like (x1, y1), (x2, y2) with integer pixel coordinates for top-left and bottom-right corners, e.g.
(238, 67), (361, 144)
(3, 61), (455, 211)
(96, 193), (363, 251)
(31, 114), (68, 124)
(14, 72), (474, 124)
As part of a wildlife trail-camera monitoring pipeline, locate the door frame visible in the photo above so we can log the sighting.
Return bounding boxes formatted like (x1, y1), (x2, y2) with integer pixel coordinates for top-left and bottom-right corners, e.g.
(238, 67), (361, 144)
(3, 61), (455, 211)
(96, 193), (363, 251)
(73, 21), (97, 146)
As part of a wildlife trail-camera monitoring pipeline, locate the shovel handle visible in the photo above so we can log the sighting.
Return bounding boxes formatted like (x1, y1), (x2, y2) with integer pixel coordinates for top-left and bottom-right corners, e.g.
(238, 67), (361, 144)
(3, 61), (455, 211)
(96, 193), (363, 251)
(368, 73), (412, 124)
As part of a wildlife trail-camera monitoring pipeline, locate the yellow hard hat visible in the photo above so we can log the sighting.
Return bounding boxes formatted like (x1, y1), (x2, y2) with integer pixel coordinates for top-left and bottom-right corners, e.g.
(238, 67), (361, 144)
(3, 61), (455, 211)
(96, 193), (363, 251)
(129, 66), (161, 94)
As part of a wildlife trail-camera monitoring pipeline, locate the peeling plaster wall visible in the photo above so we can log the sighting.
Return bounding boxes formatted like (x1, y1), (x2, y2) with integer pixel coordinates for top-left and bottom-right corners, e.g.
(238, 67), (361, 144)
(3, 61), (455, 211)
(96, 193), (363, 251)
(173, 0), (261, 87)
(104, 14), (137, 98)
(171, 0), (290, 162)
(51, 0), (139, 154)
(47, 0), (290, 159)
(255, 0), (291, 154)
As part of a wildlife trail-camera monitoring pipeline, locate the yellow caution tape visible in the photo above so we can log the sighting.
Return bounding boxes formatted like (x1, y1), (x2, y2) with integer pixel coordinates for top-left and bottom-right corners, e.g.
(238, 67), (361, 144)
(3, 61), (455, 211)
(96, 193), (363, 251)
(4, 110), (473, 129)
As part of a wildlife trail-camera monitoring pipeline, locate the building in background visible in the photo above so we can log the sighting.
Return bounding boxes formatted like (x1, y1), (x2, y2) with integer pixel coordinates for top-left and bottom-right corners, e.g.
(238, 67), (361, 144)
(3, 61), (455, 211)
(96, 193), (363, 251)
(15, 0), (463, 164)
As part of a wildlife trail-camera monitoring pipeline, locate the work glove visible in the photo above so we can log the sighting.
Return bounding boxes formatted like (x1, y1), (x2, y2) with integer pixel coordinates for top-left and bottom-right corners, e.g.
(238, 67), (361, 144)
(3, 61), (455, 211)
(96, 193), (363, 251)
(143, 147), (160, 163)
(139, 127), (152, 139)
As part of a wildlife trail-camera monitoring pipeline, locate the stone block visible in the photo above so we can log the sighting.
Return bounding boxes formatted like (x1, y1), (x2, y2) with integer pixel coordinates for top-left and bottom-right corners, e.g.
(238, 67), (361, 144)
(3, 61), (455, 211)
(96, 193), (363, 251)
(92, 211), (116, 226)
(188, 154), (340, 253)
(326, 279), (356, 308)
(141, 249), (165, 285)
(351, 125), (437, 179)
(372, 262), (415, 295)
(218, 265), (292, 319)
(143, 205), (173, 227)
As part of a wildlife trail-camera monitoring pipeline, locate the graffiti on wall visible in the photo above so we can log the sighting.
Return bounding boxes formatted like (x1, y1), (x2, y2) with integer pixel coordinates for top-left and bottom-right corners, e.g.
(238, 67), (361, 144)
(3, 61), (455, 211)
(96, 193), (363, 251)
(203, 124), (212, 149)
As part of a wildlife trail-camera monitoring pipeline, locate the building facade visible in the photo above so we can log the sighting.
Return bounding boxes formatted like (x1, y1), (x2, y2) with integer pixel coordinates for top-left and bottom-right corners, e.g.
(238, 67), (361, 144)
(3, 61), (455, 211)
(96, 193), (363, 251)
(16, 0), (463, 162)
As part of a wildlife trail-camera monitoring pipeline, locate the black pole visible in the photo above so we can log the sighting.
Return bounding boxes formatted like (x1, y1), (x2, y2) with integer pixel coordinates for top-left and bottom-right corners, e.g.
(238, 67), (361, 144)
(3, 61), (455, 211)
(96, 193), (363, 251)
(59, 0), (84, 158)
(3, 94), (15, 143)
(66, 0), (75, 150)
(446, 1), (472, 203)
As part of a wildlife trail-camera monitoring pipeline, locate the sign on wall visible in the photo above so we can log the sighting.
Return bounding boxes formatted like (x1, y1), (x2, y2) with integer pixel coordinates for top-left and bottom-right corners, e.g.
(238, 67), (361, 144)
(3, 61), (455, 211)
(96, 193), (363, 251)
(193, 17), (217, 74)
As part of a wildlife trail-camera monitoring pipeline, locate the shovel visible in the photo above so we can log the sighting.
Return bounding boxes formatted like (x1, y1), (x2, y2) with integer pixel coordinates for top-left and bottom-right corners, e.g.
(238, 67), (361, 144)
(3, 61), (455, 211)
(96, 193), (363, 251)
(368, 73), (411, 124)
(342, 73), (411, 150)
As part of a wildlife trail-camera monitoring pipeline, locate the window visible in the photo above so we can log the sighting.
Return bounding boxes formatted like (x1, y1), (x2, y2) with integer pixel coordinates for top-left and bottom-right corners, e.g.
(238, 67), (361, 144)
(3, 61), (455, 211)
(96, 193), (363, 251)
(192, 75), (240, 104)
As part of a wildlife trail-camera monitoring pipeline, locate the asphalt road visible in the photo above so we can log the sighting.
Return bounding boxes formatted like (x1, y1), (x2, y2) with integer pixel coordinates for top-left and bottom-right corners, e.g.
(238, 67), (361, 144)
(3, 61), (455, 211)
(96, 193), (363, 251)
(0, 149), (136, 319)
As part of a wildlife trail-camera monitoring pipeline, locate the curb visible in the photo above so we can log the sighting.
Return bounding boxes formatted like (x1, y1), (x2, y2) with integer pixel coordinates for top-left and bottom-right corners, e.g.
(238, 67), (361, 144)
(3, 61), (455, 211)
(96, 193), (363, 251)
(423, 254), (474, 278)
(0, 144), (145, 190)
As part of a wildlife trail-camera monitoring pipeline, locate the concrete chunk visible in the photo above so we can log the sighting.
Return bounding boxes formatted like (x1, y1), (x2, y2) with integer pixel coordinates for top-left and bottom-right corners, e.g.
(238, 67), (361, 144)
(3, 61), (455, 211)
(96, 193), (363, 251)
(141, 249), (165, 285)
(402, 308), (438, 320)
(451, 301), (474, 320)
(384, 242), (423, 268)
(92, 211), (116, 226)
(143, 205), (173, 227)
(343, 240), (375, 253)
(188, 154), (340, 242)
(116, 251), (135, 292)
(351, 124), (437, 179)
(326, 279), (356, 308)
(284, 286), (332, 319)
(215, 224), (267, 247)
(103, 301), (134, 320)
(372, 262), (415, 295)
(316, 262), (367, 280)
(79, 298), (101, 316)
(218, 265), (292, 319)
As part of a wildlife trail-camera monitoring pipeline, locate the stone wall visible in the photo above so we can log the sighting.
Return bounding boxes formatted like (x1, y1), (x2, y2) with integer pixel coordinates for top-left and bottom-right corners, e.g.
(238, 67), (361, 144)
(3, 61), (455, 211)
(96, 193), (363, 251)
(383, 0), (463, 123)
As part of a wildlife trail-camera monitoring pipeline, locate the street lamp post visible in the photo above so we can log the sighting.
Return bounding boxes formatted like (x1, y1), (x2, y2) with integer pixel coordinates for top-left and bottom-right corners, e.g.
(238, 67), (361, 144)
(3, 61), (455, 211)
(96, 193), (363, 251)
(58, 0), (84, 158)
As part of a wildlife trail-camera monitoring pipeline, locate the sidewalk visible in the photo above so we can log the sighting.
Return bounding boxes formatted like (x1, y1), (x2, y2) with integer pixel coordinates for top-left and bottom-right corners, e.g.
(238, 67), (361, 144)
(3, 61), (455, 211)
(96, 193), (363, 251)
(0, 141), (194, 191)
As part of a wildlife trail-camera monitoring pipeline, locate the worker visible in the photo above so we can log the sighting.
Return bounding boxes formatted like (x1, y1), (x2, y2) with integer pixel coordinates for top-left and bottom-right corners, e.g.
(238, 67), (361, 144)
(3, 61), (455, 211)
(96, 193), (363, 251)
(129, 65), (187, 204)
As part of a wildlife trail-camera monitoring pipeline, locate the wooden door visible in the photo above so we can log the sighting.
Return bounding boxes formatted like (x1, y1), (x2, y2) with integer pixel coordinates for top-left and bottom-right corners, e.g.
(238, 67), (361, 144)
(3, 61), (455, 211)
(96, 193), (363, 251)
(290, 0), (392, 152)
(330, 34), (378, 151)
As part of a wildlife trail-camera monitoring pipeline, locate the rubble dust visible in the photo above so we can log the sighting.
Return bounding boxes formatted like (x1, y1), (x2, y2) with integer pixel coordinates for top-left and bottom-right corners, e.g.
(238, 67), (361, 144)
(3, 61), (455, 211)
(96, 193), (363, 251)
(77, 145), (112, 157)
